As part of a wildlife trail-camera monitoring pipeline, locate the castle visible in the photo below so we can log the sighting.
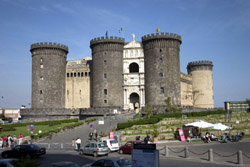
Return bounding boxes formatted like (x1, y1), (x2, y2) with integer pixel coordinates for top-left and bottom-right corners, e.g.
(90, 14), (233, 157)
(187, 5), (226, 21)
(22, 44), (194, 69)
(30, 32), (214, 114)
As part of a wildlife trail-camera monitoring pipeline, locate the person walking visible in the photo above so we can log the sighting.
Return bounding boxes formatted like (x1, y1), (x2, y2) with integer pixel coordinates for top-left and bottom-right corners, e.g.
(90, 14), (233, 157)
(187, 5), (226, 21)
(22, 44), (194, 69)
(75, 137), (81, 152)
(18, 134), (23, 145)
(93, 129), (98, 140)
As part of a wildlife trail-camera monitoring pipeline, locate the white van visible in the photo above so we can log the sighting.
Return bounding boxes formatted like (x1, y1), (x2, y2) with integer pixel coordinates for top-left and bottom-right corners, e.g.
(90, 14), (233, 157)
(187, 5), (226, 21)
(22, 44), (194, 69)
(100, 138), (119, 152)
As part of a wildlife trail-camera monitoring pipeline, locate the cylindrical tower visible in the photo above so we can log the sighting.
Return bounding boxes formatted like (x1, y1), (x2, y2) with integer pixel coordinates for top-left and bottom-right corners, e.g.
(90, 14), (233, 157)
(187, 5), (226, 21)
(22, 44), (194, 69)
(30, 42), (68, 109)
(142, 32), (182, 107)
(90, 36), (124, 108)
(187, 61), (214, 108)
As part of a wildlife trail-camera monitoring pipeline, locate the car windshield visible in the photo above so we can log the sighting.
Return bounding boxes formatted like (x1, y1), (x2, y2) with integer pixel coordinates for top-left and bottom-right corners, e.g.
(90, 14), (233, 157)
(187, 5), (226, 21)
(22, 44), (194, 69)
(30, 145), (40, 149)
(116, 159), (131, 167)
(98, 143), (107, 148)
(110, 140), (118, 144)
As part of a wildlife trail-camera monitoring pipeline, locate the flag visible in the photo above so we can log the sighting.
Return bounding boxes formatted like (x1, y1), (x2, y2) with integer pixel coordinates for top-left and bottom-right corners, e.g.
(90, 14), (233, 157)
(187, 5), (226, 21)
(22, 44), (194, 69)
(105, 31), (108, 37)
(119, 27), (123, 33)
(156, 27), (160, 33)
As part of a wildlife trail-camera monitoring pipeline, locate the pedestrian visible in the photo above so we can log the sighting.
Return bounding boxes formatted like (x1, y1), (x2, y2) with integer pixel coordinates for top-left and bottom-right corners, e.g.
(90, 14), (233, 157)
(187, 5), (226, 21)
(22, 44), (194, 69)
(72, 138), (75, 147)
(0, 137), (2, 149)
(75, 137), (81, 152)
(18, 134), (23, 145)
(89, 132), (93, 140)
(93, 129), (98, 140)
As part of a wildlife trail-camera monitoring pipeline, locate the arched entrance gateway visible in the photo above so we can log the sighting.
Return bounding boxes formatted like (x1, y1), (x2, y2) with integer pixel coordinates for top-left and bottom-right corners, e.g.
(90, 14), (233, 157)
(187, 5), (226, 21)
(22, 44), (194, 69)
(129, 93), (140, 110)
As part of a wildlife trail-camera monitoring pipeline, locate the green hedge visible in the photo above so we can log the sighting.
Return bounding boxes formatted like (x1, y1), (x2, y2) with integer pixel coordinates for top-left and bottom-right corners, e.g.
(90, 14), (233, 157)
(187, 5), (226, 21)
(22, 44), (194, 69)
(186, 109), (229, 117)
(2, 118), (79, 128)
(117, 118), (158, 130)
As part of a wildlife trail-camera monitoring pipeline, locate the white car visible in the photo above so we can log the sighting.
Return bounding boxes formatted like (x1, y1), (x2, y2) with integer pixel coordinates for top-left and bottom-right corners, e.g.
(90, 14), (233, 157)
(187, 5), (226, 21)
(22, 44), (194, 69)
(100, 138), (119, 152)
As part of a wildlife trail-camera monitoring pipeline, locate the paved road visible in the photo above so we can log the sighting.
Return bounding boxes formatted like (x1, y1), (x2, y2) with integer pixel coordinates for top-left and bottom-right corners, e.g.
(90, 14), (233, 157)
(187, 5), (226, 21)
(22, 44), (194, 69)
(34, 113), (250, 167)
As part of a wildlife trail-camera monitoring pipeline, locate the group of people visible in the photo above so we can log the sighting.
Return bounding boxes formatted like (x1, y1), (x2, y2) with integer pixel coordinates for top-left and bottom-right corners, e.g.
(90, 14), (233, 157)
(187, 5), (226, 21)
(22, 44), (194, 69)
(0, 134), (26, 149)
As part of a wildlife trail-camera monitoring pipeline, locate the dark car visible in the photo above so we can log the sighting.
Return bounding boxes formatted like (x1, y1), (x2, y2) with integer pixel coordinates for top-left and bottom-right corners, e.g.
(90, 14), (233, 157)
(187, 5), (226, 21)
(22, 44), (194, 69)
(1, 144), (46, 159)
(118, 141), (141, 154)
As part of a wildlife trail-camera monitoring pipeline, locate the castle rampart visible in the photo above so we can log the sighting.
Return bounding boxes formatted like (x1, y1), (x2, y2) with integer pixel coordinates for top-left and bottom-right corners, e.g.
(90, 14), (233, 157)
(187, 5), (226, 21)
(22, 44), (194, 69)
(142, 32), (182, 107)
(31, 42), (68, 109)
(187, 60), (214, 108)
(90, 36), (124, 108)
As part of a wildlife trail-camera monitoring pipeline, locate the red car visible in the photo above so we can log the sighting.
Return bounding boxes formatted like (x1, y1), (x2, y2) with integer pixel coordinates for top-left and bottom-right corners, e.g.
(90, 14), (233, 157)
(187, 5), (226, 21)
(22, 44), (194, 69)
(118, 141), (141, 154)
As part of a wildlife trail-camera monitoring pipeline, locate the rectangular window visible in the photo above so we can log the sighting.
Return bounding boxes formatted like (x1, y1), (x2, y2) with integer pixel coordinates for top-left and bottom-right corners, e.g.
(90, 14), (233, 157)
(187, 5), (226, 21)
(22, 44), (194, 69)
(104, 60), (107, 65)
(67, 73), (69, 77)
(40, 58), (43, 63)
(40, 76), (44, 80)
(104, 89), (107, 95)
(159, 72), (163, 77)
(40, 64), (44, 68)
(40, 99), (43, 103)
(81, 72), (84, 77)
(104, 100), (107, 104)
(74, 73), (76, 77)
(40, 90), (43, 94)
(104, 73), (107, 78)
(85, 72), (87, 76)
(160, 87), (164, 94)
(78, 72), (80, 77)
(71, 73), (73, 77)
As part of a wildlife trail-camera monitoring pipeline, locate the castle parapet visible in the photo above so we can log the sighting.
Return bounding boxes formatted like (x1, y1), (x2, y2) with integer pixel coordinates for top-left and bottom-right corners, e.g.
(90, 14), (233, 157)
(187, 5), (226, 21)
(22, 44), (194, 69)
(90, 36), (125, 47)
(187, 60), (213, 74)
(30, 42), (68, 53)
(142, 32), (182, 44)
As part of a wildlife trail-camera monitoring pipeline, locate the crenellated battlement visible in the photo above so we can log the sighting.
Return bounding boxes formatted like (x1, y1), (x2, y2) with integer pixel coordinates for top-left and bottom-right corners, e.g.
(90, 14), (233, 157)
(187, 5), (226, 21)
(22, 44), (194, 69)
(142, 32), (182, 44)
(90, 36), (124, 46)
(187, 60), (213, 67)
(30, 42), (68, 53)
(187, 60), (213, 73)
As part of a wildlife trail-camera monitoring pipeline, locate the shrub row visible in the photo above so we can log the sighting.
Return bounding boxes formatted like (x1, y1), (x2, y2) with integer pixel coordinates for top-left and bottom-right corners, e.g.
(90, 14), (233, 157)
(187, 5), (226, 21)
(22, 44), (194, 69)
(2, 126), (16, 132)
(186, 109), (229, 117)
(117, 118), (158, 130)
(2, 118), (79, 128)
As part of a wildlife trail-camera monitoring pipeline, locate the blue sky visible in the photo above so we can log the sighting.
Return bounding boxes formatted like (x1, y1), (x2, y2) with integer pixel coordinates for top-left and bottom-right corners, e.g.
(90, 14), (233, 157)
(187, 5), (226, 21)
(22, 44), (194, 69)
(0, 0), (250, 108)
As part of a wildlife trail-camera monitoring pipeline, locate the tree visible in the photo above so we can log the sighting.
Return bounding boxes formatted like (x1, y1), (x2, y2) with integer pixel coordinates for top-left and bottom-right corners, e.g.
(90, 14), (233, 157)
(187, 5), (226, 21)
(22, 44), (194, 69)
(165, 97), (182, 113)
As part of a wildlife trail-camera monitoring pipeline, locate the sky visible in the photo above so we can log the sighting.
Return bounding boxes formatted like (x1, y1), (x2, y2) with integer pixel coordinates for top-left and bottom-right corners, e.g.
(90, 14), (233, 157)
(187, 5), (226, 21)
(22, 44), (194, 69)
(0, 0), (250, 109)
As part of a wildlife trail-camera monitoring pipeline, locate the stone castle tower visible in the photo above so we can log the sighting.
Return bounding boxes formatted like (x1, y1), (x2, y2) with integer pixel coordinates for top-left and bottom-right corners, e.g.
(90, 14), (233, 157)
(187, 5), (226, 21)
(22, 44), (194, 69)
(90, 37), (125, 108)
(187, 61), (214, 108)
(30, 32), (214, 111)
(30, 42), (68, 109)
(142, 33), (182, 107)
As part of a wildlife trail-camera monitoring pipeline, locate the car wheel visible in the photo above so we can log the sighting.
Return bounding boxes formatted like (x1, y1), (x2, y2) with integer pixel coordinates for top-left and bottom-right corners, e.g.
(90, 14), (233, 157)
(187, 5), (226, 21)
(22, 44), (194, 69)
(2, 153), (8, 158)
(79, 150), (84, 155)
(93, 152), (98, 157)
(119, 149), (123, 154)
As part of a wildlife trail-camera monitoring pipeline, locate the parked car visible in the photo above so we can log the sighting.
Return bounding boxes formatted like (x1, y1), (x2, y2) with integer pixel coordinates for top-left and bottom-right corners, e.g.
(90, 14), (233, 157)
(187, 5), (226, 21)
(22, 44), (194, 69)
(79, 142), (109, 157)
(118, 141), (141, 154)
(1, 144), (46, 159)
(0, 159), (18, 167)
(82, 158), (131, 167)
(100, 138), (119, 152)
(48, 161), (80, 167)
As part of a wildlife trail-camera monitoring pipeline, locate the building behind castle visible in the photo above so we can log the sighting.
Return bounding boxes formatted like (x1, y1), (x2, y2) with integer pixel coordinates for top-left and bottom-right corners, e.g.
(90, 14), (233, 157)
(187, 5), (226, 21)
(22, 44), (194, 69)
(30, 32), (214, 112)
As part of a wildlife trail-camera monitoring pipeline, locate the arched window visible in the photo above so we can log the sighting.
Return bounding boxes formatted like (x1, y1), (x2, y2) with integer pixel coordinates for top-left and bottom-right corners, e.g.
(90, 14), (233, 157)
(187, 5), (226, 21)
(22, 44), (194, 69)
(129, 63), (139, 73)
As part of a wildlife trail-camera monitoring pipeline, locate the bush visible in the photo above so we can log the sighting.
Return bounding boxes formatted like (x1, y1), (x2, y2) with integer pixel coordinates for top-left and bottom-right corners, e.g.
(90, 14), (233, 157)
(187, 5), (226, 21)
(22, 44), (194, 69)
(117, 118), (158, 130)
(186, 109), (228, 117)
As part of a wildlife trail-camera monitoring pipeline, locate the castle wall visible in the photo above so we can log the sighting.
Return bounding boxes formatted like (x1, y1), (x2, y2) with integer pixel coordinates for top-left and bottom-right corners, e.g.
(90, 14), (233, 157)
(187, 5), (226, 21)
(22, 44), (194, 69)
(90, 37), (124, 108)
(30, 42), (68, 109)
(187, 61), (214, 108)
(180, 72), (193, 106)
(142, 33), (182, 107)
(65, 58), (91, 108)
